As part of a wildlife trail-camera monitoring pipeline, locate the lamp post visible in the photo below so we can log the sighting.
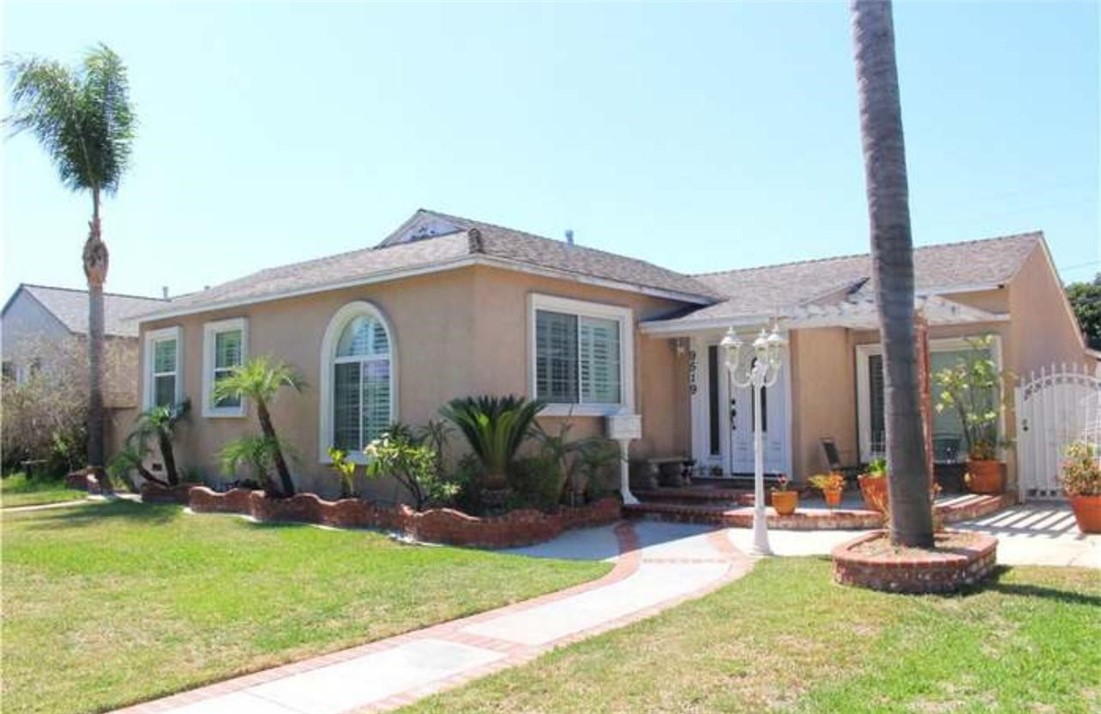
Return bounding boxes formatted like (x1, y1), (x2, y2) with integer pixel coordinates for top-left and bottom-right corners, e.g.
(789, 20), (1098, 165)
(720, 323), (786, 556)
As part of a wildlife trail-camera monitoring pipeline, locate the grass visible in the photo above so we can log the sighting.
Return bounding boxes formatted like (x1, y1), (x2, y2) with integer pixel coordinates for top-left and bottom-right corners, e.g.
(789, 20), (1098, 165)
(1, 500), (610, 714)
(0, 471), (84, 508)
(408, 558), (1101, 713)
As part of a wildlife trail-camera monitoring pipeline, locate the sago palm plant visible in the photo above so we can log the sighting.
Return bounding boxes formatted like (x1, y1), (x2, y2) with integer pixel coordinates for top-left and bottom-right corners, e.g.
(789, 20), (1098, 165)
(213, 356), (304, 497)
(5, 45), (136, 489)
(440, 395), (545, 491)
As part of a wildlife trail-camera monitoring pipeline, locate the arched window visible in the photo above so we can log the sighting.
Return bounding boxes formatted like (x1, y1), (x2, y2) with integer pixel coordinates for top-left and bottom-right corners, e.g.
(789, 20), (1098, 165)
(320, 302), (396, 459)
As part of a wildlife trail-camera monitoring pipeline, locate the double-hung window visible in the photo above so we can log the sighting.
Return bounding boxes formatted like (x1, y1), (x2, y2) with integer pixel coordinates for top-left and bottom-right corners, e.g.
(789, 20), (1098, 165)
(144, 327), (181, 409)
(202, 318), (248, 417)
(531, 294), (633, 416)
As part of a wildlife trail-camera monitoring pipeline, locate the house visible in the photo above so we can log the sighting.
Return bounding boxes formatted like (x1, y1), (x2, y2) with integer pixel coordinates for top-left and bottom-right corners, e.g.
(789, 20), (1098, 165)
(2, 283), (169, 451)
(134, 209), (1091, 499)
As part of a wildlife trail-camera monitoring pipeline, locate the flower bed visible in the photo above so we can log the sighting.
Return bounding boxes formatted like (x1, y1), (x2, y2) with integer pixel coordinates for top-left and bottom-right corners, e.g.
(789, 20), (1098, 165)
(831, 530), (998, 594)
(185, 487), (621, 548)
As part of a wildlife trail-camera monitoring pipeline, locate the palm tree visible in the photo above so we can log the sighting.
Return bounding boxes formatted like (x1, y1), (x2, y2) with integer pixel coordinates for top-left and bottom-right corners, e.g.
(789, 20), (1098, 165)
(5, 45), (136, 490)
(213, 356), (304, 497)
(850, 0), (933, 547)
(110, 400), (190, 487)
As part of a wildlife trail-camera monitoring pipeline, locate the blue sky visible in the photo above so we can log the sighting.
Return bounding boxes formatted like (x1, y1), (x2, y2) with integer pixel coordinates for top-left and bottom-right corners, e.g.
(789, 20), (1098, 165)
(3, 1), (1097, 303)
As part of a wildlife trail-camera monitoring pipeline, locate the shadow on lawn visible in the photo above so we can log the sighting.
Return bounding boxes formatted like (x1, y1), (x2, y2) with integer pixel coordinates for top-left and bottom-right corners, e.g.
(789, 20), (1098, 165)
(950, 565), (1101, 606)
(17, 499), (181, 530)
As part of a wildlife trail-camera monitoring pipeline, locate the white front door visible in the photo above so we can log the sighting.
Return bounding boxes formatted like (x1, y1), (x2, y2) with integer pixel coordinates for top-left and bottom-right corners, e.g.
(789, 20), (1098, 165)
(724, 365), (789, 475)
(690, 334), (791, 477)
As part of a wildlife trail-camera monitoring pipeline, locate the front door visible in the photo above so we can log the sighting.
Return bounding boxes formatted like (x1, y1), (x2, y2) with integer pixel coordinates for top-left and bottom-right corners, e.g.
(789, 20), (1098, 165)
(691, 335), (790, 477)
(724, 365), (789, 475)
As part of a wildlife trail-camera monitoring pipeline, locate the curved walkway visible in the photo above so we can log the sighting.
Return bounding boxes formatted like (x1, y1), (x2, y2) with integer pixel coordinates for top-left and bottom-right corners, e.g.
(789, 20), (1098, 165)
(114, 521), (752, 714)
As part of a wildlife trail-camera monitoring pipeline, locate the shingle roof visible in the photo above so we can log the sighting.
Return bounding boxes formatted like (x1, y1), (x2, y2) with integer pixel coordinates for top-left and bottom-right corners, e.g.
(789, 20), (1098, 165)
(9, 284), (168, 338)
(151, 210), (719, 317)
(678, 231), (1042, 323)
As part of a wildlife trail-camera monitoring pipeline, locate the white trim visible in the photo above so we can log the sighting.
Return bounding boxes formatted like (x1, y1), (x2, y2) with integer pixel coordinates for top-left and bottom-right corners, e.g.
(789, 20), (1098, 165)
(142, 326), (182, 410)
(201, 317), (249, 418)
(528, 293), (635, 417)
(855, 335), (1005, 462)
(136, 255), (714, 324)
(318, 301), (399, 464)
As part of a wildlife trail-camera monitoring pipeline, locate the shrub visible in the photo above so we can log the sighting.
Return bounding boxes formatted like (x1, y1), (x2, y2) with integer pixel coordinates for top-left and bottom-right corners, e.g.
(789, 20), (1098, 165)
(1062, 441), (1101, 496)
(365, 430), (460, 511)
(440, 395), (545, 491)
(218, 435), (291, 495)
(108, 400), (190, 487)
(1, 336), (91, 475)
(509, 454), (567, 512)
(327, 447), (357, 498)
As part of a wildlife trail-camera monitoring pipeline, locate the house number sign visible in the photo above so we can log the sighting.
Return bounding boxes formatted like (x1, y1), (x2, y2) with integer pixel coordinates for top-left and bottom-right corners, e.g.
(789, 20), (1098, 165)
(688, 349), (698, 395)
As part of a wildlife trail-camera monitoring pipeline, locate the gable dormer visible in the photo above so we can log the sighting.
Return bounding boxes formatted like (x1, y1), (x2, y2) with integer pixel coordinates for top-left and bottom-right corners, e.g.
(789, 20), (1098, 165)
(376, 211), (466, 248)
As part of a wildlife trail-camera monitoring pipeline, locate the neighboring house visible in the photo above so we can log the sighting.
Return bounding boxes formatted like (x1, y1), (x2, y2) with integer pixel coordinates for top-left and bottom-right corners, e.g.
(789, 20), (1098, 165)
(135, 209), (1091, 498)
(2, 284), (169, 450)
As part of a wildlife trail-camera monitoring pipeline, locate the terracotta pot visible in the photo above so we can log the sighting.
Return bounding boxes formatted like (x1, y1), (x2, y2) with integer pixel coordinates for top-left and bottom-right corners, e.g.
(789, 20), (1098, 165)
(965, 460), (1003, 494)
(1068, 494), (1101, 534)
(859, 477), (889, 512)
(823, 487), (843, 508)
(771, 490), (798, 516)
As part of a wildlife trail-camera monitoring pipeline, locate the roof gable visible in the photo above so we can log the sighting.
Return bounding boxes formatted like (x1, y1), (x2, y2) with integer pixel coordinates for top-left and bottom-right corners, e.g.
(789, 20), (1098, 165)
(2, 284), (168, 338)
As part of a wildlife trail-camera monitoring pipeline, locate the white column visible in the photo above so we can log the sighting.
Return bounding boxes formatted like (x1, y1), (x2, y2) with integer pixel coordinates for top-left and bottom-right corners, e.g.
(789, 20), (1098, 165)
(618, 438), (639, 505)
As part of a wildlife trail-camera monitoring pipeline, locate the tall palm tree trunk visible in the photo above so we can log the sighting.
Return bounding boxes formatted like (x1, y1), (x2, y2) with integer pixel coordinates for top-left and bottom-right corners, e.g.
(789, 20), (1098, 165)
(257, 400), (295, 497)
(851, 0), (933, 547)
(84, 188), (112, 491)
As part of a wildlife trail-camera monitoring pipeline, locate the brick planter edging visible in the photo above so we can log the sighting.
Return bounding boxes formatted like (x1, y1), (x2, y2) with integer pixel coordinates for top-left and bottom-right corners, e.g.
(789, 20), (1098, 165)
(139, 483), (194, 504)
(831, 530), (998, 594)
(186, 487), (621, 548)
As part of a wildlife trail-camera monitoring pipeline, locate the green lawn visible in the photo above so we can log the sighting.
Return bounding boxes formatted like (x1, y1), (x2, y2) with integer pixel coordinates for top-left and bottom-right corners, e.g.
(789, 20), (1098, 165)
(1, 501), (610, 714)
(0, 472), (85, 508)
(409, 558), (1101, 713)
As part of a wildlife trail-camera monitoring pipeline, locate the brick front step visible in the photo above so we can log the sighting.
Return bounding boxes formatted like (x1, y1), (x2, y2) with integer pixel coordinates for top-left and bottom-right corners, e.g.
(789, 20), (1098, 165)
(634, 486), (754, 506)
(624, 493), (1014, 531)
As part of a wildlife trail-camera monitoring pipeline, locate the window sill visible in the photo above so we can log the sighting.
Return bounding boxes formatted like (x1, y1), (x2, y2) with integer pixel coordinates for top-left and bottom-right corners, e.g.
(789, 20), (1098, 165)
(540, 403), (628, 418)
(319, 450), (372, 466)
(202, 408), (246, 419)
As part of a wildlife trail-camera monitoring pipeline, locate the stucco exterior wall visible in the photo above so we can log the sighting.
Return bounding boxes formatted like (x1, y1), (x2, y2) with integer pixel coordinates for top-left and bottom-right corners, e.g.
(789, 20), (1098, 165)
(789, 327), (858, 480)
(139, 265), (690, 498)
(1007, 246), (1088, 377)
(1, 291), (72, 369)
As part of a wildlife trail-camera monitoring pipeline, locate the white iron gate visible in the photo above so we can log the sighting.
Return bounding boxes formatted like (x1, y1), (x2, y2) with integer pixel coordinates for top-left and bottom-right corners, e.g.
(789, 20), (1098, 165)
(1015, 363), (1101, 500)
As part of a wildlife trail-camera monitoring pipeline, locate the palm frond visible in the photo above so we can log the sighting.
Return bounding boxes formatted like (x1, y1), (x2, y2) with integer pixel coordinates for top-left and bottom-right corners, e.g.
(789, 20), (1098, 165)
(4, 44), (135, 194)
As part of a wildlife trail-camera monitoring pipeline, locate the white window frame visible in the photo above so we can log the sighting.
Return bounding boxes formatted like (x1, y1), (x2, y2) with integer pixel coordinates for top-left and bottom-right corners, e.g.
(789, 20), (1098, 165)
(855, 335), (1004, 462)
(201, 317), (248, 418)
(528, 293), (635, 417)
(318, 301), (398, 464)
(143, 326), (183, 410)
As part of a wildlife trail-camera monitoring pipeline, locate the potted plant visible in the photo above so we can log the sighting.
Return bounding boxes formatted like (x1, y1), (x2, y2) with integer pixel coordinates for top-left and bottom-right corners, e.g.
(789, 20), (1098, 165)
(808, 472), (845, 508)
(857, 457), (888, 512)
(934, 336), (1007, 495)
(770, 475), (798, 516)
(1061, 440), (1101, 534)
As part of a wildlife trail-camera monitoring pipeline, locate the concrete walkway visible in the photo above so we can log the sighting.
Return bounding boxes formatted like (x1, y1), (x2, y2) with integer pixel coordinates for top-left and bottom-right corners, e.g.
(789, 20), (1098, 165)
(115, 521), (752, 714)
(723, 504), (1099, 568)
(113, 504), (1096, 714)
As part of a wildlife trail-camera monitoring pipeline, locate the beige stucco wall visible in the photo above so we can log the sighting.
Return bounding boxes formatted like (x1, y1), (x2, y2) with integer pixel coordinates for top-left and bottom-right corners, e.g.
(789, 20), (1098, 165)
(788, 327), (858, 480)
(139, 265), (690, 499)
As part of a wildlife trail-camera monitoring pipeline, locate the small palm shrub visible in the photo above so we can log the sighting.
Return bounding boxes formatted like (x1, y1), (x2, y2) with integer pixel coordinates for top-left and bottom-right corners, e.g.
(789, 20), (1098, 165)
(219, 435), (291, 495)
(440, 395), (545, 492)
(108, 400), (190, 488)
(214, 356), (304, 497)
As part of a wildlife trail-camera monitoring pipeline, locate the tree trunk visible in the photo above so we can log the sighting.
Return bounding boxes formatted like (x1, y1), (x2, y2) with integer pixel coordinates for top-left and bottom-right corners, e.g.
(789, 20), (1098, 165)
(83, 187), (112, 491)
(850, 0), (933, 547)
(257, 399), (295, 497)
(157, 429), (179, 486)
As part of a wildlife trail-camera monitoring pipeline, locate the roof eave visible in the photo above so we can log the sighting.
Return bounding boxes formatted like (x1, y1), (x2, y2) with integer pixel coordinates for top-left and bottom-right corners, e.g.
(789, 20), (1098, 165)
(137, 254), (715, 325)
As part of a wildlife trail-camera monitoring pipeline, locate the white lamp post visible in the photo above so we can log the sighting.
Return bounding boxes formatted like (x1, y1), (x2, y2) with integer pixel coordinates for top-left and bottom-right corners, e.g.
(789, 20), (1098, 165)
(720, 323), (786, 557)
